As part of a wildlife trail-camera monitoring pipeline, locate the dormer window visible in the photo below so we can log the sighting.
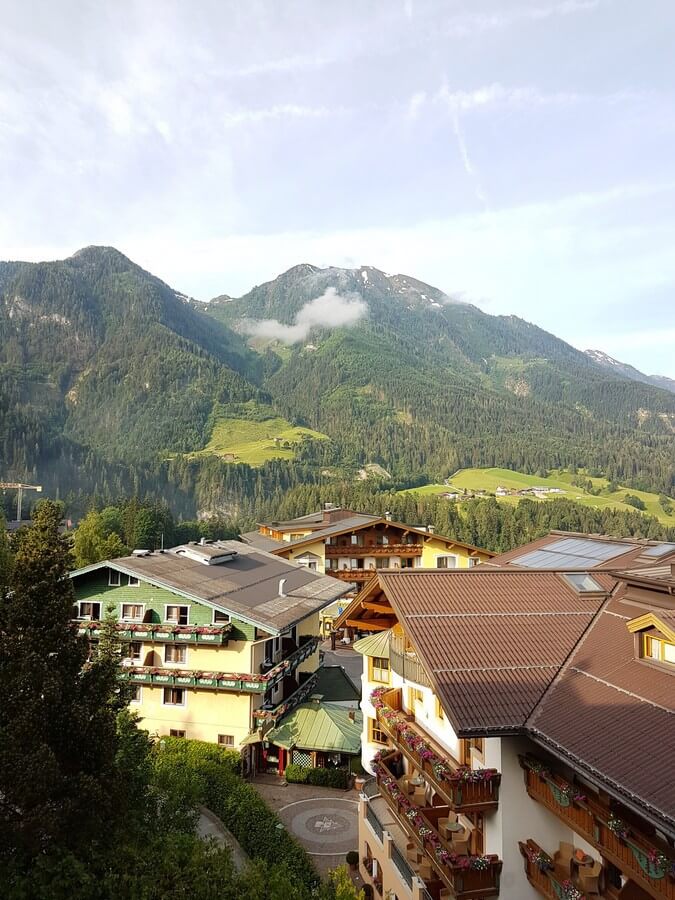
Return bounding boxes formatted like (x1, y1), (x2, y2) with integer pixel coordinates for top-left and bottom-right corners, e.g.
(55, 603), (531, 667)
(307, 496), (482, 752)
(643, 634), (675, 666)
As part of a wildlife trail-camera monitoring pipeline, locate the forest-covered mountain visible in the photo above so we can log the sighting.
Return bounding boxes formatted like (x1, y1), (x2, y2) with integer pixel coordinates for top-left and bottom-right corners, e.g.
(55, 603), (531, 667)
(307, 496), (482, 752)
(1, 249), (674, 519)
(207, 264), (675, 495)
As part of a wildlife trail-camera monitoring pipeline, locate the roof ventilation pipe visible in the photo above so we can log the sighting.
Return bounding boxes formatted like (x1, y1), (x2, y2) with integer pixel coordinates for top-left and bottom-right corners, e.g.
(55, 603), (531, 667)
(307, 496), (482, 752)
(278, 578), (287, 598)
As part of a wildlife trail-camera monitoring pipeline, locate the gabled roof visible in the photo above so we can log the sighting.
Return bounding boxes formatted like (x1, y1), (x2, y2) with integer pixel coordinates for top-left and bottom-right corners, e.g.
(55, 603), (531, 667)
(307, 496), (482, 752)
(377, 569), (609, 733)
(239, 530), (286, 552)
(263, 702), (362, 753)
(272, 515), (493, 557)
(70, 541), (348, 634)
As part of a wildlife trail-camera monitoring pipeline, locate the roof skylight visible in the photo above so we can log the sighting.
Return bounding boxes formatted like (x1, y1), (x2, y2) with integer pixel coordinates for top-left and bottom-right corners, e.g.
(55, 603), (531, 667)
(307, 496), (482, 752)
(562, 573), (604, 593)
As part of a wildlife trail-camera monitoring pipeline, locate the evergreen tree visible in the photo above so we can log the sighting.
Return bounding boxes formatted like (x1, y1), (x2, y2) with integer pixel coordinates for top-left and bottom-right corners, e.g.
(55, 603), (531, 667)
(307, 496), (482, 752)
(0, 501), (128, 865)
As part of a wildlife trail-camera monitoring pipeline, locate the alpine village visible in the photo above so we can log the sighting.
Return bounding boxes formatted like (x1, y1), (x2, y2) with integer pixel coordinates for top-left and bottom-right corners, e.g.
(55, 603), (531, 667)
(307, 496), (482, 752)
(3, 7), (675, 900)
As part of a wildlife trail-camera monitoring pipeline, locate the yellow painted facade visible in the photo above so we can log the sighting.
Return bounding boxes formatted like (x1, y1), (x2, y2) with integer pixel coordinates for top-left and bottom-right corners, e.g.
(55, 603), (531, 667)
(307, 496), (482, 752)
(127, 609), (321, 747)
(132, 684), (254, 746)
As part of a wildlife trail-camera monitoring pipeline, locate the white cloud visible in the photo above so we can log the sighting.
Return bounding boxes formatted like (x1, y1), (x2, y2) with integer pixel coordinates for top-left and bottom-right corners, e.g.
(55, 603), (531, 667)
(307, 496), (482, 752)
(444, 0), (606, 37)
(222, 104), (343, 127)
(241, 287), (367, 344)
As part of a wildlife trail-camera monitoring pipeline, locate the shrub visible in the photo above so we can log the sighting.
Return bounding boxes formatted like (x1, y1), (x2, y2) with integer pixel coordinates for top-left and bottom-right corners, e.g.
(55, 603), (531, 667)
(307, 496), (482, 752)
(345, 851), (359, 867)
(285, 765), (350, 789)
(624, 493), (646, 511)
(154, 741), (318, 890)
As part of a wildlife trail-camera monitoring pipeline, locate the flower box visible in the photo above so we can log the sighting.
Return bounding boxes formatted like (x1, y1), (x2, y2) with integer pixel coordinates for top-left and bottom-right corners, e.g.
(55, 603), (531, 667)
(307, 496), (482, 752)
(153, 674), (173, 684)
(217, 679), (240, 689)
(154, 631), (173, 641)
(175, 675), (196, 686)
(133, 630), (152, 640)
(197, 677), (218, 687)
(130, 672), (152, 682)
(175, 632), (192, 641)
(197, 633), (220, 642)
(242, 681), (264, 691)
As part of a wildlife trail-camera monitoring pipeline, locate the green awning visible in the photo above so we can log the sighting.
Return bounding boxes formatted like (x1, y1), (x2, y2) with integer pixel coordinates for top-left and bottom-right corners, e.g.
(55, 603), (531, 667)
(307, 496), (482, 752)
(240, 730), (262, 745)
(352, 629), (391, 659)
(264, 702), (362, 754)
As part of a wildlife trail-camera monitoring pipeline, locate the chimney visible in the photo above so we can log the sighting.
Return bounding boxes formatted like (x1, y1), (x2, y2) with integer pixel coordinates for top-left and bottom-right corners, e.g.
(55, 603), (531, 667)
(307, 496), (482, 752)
(348, 709), (355, 722)
(200, 536), (206, 546)
(278, 578), (287, 597)
(427, 525), (435, 534)
(385, 511), (392, 522)
(323, 502), (337, 524)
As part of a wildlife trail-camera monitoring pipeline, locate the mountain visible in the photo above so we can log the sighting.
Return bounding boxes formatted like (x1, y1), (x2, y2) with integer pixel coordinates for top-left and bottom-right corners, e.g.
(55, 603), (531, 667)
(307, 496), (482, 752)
(207, 264), (675, 494)
(2, 250), (674, 518)
(0, 247), (267, 510)
(585, 349), (675, 394)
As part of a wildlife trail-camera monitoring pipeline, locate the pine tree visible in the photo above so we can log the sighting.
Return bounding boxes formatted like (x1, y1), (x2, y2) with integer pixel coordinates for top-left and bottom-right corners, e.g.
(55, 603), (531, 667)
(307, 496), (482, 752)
(0, 501), (128, 865)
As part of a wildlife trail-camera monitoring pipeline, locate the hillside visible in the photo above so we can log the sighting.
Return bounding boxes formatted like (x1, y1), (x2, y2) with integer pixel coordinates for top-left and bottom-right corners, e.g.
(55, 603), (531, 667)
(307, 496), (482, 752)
(400, 467), (675, 527)
(207, 264), (675, 495)
(0, 247), (267, 506)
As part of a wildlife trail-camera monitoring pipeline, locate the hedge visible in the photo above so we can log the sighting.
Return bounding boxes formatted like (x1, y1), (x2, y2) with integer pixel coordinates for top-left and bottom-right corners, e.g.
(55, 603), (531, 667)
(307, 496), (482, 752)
(285, 764), (351, 790)
(154, 740), (318, 890)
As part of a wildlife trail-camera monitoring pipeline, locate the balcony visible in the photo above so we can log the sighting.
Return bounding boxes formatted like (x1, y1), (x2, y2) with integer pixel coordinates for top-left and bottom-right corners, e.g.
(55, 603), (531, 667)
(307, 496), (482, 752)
(374, 751), (501, 898)
(326, 543), (424, 557)
(373, 688), (500, 813)
(119, 636), (320, 696)
(78, 621), (232, 644)
(253, 668), (323, 728)
(327, 569), (378, 583)
(390, 631), (433, 688)
(520, 839), (594, 900)
(521, 756), (675, 900)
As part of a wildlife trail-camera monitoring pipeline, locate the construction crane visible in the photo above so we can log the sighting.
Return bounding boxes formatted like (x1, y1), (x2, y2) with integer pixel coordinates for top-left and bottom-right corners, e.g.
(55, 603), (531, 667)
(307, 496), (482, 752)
(0, 482), (43, 523)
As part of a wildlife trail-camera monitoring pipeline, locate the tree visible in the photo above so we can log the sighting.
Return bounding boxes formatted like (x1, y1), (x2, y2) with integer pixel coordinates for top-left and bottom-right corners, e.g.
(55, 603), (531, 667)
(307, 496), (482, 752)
(0, 512), (12, 591)
(72, 510), (128, 567)
(0, 501), (128, 865)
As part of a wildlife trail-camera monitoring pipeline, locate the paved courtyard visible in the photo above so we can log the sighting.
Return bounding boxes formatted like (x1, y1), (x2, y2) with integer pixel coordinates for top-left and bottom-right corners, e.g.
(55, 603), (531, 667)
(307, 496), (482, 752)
(252, 775), (363, 879)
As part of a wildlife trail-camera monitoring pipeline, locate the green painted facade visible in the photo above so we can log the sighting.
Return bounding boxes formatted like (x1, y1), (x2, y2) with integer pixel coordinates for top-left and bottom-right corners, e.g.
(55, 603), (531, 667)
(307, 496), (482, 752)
(72, 567), (255, 641)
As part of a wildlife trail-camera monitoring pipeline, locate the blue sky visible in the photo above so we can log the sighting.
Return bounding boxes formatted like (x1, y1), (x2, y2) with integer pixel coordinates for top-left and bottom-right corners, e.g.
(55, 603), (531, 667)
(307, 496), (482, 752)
(1, 0), (674, 375)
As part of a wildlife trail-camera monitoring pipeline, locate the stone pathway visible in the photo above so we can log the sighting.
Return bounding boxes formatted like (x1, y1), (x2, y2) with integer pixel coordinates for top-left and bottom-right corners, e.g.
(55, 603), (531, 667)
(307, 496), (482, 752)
(197, 805), (249, 872)
(251, 775), (360, 876)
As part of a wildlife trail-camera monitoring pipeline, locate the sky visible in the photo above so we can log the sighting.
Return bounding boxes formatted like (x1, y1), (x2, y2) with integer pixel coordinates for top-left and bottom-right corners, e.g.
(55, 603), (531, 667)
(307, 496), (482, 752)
(1, 0), (675, 376)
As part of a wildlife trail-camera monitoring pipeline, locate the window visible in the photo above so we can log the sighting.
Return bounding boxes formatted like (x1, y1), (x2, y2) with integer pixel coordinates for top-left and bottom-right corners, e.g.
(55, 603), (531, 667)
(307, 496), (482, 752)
(128, 575), (140, 587)
(375, 558), (390, 569)
(169, 729), (186, 738)
(165, 605), (189, 625)
(218, 734), (235, 747)
(370, 656), (390, 684)
(436, 555), (457, 569)
(165, 644), (187, 665)
(213, 609), (230, 624)
(435, 697), (445, 720)
(78, 601), (101, 620)
(468, 557), (478, 568)
(163, 687), (186, 706)
(108, 569), (121, 586)
(644, 635), (675, 666)
(408, 687), (423, 709)
(369, 718), (388, 746)
(127, 641), (142, 662)
(121, 603), (144, 621)
(129, 684), (142, 704)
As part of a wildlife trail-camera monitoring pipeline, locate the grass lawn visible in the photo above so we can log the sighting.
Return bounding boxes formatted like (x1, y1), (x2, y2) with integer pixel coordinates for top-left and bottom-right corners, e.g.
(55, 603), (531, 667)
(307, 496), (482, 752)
(190, 415), (328, 466)
(400, 467), (675, 526)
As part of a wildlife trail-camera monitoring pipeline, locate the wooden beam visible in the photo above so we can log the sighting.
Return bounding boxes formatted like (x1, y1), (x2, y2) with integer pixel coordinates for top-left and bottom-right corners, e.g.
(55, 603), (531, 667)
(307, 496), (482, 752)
(361, 600), (394, 614)
(345, 618), (394, 632)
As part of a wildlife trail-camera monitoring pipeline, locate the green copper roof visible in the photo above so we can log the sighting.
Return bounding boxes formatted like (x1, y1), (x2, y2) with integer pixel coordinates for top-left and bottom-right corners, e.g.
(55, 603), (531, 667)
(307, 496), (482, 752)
(352, 629), (391, 659)
(265, 702), (363, 754)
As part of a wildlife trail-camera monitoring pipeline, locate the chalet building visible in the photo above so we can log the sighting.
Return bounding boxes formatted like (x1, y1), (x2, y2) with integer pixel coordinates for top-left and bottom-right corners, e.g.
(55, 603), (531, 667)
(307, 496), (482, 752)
(70, 540), (350, 771)
(335, 533), (675, 900)
(241, 505), (493, 634)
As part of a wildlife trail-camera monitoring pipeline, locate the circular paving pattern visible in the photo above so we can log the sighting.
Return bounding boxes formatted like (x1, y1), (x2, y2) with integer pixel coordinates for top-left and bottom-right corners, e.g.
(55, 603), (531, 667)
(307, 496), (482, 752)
(278, 798), (359, 856)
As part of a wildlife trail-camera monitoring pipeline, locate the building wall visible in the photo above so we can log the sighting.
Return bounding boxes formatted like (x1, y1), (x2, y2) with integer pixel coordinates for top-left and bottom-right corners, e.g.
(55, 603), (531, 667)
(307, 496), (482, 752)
(285, 540), (326, 573)
(420, 537), (488, 568)
(359, 796), (416, 900)
(133, 684), (253, 745)
(133, 640), (253, 672)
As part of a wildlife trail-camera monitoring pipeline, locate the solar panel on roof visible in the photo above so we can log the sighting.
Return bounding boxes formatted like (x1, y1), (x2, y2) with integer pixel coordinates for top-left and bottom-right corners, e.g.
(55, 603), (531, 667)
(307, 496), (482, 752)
(642, 543), (675, 558)
(512, 537), (630, 568)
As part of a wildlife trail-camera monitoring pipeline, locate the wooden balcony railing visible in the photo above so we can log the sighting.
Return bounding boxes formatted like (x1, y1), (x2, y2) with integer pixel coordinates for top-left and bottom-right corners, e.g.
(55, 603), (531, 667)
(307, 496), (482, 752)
(78, 620), (232, 644)
(374, 752), (501, 898)
(390, 632), (433, 688)
(519, 839), (588, 900)
(325, 543), (423, 557)
(521, 756), (675, 900)
(327, 569), (377, 582)
(373, 688), (500, 813)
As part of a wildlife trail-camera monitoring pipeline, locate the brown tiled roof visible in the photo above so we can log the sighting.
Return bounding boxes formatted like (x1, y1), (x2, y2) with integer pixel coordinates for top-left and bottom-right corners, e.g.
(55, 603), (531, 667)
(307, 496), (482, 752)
(528, 591), (675, 832)
(379, 570), (608, 733)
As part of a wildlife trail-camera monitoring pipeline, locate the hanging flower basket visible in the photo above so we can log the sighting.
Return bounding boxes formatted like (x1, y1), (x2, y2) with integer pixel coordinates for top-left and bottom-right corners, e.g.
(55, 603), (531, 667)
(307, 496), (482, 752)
(607, 815), (629, 841)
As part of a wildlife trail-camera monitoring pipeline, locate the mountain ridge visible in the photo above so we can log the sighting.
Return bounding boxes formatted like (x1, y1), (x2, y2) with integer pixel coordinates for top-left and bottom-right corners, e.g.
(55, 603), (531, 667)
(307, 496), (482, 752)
(1, 247), (674, 513)
(585, 348), (675, 394)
